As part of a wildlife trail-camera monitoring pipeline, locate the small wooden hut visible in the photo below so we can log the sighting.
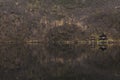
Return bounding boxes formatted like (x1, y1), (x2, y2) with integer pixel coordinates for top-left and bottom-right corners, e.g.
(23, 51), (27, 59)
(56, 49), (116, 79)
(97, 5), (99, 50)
(99, 33), (107, 40)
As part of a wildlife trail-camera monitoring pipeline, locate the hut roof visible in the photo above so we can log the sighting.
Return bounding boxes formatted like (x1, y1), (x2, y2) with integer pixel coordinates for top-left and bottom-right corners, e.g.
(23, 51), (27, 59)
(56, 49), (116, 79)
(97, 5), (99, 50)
(99, 34), (107, 40)
(99, 34), (107, 37)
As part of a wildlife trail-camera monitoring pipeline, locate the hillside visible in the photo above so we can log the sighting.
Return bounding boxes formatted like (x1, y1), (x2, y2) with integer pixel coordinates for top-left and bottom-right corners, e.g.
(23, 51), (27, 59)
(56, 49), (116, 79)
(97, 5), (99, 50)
(0, 0), (120, 42)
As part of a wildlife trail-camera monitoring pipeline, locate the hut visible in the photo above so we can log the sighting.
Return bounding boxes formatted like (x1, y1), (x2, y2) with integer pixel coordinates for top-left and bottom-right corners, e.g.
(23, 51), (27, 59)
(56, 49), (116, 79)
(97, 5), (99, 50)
(99, 33), (107, 40)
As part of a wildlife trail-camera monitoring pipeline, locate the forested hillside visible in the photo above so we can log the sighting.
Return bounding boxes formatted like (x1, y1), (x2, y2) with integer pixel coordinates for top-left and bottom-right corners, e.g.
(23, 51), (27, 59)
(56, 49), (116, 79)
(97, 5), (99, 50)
(0, 0), (120, 42)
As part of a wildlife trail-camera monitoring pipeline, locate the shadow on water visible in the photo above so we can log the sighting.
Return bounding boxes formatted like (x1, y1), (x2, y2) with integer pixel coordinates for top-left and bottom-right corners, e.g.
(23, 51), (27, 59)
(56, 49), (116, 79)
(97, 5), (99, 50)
(0, 43), (120, 80)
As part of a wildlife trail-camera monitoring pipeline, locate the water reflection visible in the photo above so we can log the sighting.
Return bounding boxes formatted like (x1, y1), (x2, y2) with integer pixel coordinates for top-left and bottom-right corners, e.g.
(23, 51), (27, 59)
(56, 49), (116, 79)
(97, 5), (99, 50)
(0, 43), (120, 80)
(99, 44), (107, 51)
(90, 42), (108, 51)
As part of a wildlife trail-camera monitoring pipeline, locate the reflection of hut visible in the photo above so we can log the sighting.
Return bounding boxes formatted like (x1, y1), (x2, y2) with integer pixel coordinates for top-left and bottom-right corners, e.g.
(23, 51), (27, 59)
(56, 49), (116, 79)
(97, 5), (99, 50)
(99, 45), (107, 51)
(99, 34), (107, 40)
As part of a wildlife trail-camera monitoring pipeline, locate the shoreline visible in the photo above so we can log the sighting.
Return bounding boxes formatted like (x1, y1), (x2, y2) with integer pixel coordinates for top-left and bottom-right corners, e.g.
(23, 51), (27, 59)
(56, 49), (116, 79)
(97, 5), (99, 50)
(0, 40), (119, 45)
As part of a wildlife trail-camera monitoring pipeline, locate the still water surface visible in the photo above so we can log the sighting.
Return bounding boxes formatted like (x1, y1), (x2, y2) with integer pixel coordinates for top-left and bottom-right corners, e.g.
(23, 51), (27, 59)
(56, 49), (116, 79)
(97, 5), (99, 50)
(0, 43), (120, 80)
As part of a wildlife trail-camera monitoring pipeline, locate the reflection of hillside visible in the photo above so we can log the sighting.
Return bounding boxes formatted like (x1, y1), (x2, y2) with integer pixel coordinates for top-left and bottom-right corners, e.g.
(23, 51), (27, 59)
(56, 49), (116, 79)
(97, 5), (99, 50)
(0, 44), (120, 80)
(86, 45), (120, 70)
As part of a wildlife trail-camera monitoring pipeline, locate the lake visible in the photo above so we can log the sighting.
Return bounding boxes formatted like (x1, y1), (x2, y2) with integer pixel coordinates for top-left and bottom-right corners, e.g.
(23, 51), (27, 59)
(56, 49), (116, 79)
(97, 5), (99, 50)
(0, 43), (120, 80)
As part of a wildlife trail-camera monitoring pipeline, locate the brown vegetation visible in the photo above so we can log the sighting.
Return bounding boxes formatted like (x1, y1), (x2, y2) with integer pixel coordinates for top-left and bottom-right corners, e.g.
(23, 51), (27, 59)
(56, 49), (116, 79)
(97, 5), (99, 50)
(0, 0), (120, 43)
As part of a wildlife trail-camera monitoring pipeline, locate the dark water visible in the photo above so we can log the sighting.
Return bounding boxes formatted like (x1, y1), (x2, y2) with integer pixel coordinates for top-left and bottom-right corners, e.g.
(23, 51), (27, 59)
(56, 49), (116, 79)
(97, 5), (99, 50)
(0, 43), (120, 80)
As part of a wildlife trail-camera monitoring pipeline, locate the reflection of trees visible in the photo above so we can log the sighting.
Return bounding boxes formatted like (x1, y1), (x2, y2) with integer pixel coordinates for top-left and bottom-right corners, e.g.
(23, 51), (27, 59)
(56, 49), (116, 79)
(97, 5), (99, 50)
(0, 44), (48, 80)
(0, 44), (31, 69)
(46, 43), (90, 60)
(0, 44), (89, 79)
(86, 46), (120, 72)
(0, 44), (120, 80)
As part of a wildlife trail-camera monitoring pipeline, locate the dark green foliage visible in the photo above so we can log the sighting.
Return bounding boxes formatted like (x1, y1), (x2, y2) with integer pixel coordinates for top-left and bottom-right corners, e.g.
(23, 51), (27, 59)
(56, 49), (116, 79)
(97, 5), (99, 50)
(53, 0), (108, 9)
(86, 11), (120, 39)
(0, 0), (120, 42)
(46, 24), (81, 43)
